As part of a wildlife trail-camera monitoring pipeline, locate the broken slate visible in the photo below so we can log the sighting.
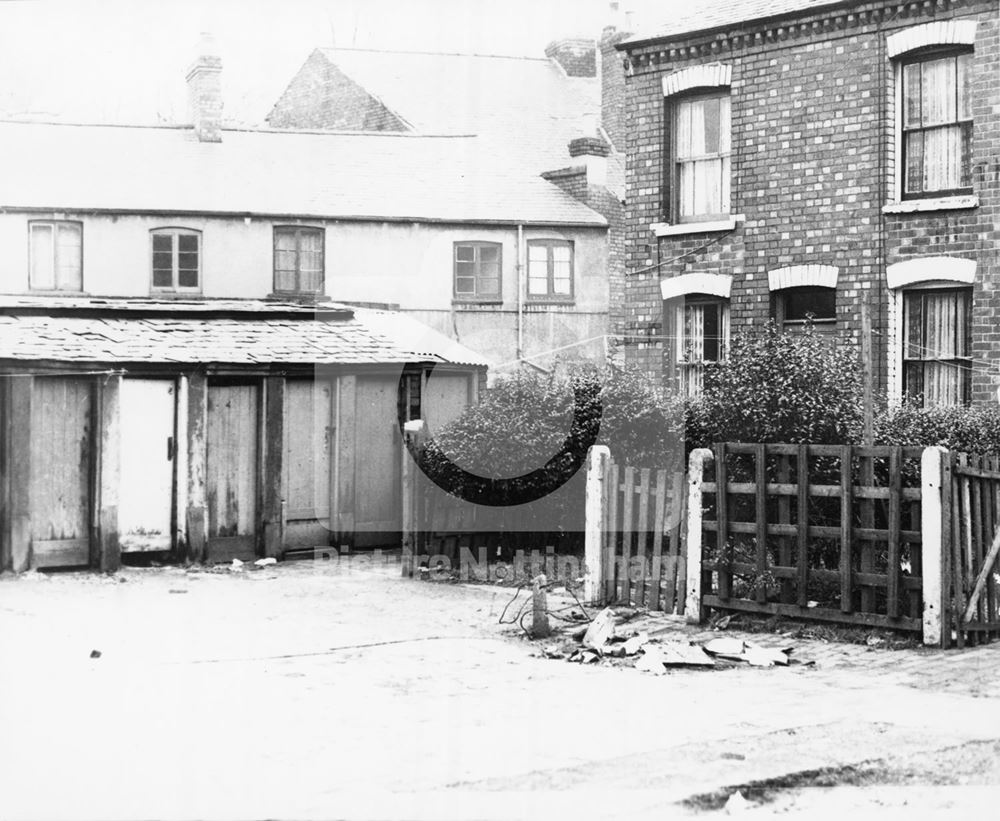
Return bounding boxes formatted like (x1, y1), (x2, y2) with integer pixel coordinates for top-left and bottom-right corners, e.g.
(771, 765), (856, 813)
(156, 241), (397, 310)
(581, 607), (615, 652)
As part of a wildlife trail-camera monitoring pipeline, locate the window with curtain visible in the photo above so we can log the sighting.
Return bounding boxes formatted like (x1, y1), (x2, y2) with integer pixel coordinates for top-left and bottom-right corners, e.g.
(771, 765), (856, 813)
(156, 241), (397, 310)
(29, 220), (82, 291)
(151, 228), (201, 292)
(273, 226), (324, 294)
(527, 240), (573, 299)
(903, 288), (971, 407)
(676, 297), (729, 397)
(901, 50), (973, 198)
(673, 93), (731, 221)
(454, 242), (501, 300)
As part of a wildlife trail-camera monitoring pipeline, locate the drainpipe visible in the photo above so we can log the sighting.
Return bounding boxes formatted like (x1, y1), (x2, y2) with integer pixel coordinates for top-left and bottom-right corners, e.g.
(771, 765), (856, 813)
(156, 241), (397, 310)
(516, 224), (525, 361)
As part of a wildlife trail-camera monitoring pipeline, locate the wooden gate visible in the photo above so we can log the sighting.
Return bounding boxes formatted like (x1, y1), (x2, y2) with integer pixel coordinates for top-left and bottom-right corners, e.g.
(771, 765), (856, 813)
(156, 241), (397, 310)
(354, 376), (401, 547)
(601, 463), (687, 613)
(30, 377), (94, 568)
(206, 382), (259, 562)
(700, 444), (924, 631)
(943, 452), (1000, 647)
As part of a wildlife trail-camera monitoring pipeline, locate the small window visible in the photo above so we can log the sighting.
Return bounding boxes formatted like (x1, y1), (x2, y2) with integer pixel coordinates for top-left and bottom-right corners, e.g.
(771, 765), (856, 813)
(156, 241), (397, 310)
(676, 296), (729, 397)
(274, 226), (324, 294)
(527, 240), (574, 299)
(672, 92), (731, 221)
(454, 242), (502, 300)
(903, 287), (971, 406)
(151, 228), (201, 292)
(901, 50), (973, 198)
(398, 371), (422, 423)
(29, 220), (82, 291)
(775, 286), (836, 334)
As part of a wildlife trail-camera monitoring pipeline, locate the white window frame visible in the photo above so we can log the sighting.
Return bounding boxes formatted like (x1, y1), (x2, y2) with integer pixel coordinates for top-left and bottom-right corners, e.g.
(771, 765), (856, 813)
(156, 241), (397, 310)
(28, 220), (83, 292)
(526, 239), (574, 301)
(273, 225), (325, 295)
(674, 296), (730, 397)
(150, 227), (202, 293)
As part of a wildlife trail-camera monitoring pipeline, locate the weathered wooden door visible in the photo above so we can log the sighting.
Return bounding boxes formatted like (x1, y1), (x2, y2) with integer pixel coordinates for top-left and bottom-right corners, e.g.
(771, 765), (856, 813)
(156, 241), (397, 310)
(206, 382), (259, 562)
(119, 379), (176, 552)
(283, 379), (333, 547)
(30, 377), (93, 567)
(423, 371), (471, 435)
(354, 376), (400, 547)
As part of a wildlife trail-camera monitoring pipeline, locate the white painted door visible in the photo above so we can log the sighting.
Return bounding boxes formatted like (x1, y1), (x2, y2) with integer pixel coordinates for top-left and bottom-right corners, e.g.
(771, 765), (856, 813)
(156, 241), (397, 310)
(119, 379), (176, 552)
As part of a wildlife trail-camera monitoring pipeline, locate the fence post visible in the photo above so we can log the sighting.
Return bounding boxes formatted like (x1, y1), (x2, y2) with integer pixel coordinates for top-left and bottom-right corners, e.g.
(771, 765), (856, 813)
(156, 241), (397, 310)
(401, 420), (426, 578)
(584, 445), (611, 604)
(921, 446), (948, 647)
(684, 448), (714, 624)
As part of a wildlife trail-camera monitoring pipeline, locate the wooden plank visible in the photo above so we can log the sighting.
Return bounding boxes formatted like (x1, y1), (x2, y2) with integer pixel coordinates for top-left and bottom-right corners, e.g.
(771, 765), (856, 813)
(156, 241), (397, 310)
(32, 539), (89, 568)
(716, 443), (730, 601)
(952, 463), (1000, 481)
(6, 376), (32, 572)
(776, 455), (793, 603)
(840, 445), (853, 614)
(701, 595), (922, 632)
(986, 457), (999, 635)
(859, 451), (875, 614)
(970, 454), (985, 630)
(674, 473), (688, 616)
(704, 562), (922, 589)
(797, 444), (809, 607)
(98, 376), (122, 573)
(948, 453), (964, 648)
(940, 450), (954, 647)
(959, 454), (974, 643)
(961, 511), (1000, 626)
(603, 463), (619, 603)
(755, 443), (768, 604)
(701, 482), (922, 501)
(886, 447), (901, 619)
(185, 373), (208, 562)
(648, 468), (667, 612)
(621, 466), (635, 605)
(263, 377), (286, 559)
(636, 467), (651, 607)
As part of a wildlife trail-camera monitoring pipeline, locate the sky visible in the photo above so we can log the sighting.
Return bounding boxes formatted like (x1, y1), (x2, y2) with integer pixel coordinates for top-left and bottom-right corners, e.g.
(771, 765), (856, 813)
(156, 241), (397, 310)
(0, 0), (681, 125)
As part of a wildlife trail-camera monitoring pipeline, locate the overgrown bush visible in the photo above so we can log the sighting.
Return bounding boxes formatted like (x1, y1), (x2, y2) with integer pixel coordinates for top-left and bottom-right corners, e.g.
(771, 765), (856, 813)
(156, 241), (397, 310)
(686, 322), (865, 447)
(875, 402), (1000, 453)
(419, 365), (682, 506)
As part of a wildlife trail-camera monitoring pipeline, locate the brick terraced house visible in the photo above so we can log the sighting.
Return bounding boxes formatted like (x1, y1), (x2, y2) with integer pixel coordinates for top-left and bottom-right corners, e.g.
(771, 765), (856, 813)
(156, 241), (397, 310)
(616, 0), (999, 405)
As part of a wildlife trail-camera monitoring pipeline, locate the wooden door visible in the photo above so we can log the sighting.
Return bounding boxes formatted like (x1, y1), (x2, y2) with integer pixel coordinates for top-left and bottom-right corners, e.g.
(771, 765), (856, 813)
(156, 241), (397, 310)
(206, 383), (259, 562)
(424, 371), (471, 435)
(30, 377), (93, 567)
(283, 379), (333, 547)
(119, 379), (176, 552)
(354, 376), (400, 547)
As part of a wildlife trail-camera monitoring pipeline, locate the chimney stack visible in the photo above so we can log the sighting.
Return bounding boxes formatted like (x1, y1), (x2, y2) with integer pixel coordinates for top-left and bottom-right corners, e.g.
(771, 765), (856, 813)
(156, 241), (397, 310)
(568, 136), (610, 186)
(187, 33), (223, 142)
(544, 38), (597, 77)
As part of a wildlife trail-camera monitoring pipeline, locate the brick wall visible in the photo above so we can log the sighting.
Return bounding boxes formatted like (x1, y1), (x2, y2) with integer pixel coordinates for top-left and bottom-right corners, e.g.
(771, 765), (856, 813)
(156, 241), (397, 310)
(267, 50), (409, 132)
(620, 0), (999, 401)
(600, 27), (632, 152)
(545, 39), (598, 77)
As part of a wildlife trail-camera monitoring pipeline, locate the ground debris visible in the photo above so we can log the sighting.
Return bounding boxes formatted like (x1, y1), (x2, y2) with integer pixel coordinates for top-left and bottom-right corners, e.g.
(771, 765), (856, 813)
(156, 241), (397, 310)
(581, 607), (615, 652)
(254, 557), (277, 568)
(724, 790), (750, 814)
(703, 637), (794, 667)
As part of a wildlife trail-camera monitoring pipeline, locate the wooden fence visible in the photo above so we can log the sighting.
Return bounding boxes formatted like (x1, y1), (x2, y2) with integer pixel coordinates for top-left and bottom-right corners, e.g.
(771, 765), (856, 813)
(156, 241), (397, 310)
(942, 452), (1000, 647)
(600, 462), (687, 614)
(698, 443), (926, 632)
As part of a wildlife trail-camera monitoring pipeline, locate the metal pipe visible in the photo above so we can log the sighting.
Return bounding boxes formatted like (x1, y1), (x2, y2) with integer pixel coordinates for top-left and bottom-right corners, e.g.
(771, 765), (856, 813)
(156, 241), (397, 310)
(516, 224), (525, 360)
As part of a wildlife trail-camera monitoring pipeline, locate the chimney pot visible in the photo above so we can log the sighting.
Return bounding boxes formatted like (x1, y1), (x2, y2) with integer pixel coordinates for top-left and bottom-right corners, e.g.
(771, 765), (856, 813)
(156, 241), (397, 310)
(568, 136), (610, 186)
(544, 38), (597, 77)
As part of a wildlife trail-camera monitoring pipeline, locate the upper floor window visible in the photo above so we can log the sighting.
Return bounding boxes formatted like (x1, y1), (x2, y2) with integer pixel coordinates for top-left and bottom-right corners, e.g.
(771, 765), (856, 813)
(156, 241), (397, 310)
(901, 50), (972, 198)
(774, 286), (836, 335)
(274, 226), (324, 295)
(527, 240), (573, 299)
(673, 93), (731, 221)
(903, 287), (971, 406)
(454, 242), (501, 300)
(676, 296), (729, 397)
(29, 220), (82, 291)
(151, 228), (200, 292)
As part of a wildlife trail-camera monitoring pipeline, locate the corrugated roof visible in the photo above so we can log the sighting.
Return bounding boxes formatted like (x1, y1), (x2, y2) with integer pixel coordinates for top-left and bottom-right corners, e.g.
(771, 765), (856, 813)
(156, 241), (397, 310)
(623, 0), (854, 46)
(0, 300), (489, 368)
(0, 121), (606, 226)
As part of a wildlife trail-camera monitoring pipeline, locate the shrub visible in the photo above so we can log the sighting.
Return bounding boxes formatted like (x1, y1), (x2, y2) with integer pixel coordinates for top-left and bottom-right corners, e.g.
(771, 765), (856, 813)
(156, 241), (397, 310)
(875, 401), (1000, 453)
(418, 365), (683, 506)
(687, 322), (865, 447)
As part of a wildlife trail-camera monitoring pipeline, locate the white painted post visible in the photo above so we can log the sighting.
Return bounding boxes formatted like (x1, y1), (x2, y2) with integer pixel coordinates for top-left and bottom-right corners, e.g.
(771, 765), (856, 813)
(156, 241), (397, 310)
(400, 420), (426, 578)
(921, 446), (947, 647)
(684, 448), (714, 624)
(584, 445), (611, 604)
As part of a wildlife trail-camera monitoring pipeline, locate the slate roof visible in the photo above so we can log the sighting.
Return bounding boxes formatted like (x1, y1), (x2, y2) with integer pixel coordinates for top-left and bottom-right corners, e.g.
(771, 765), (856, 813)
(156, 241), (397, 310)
(623, 0), (856, 46)
(302, 48), (602, 173)
(0, 298), (489, 368)
(0, 120), (605, 226)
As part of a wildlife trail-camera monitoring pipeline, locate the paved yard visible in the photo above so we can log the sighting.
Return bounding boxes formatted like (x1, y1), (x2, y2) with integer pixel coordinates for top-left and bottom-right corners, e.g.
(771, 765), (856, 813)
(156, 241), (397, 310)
(1, 557), (999, 820)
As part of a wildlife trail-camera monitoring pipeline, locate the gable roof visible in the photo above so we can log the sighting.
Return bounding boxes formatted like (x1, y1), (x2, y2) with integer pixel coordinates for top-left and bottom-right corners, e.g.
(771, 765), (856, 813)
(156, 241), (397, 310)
(272, 47), (602, 175)
(623, 0), (856, 47)
(0, 121), (605, 227)
(0, 296), (490, 368)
